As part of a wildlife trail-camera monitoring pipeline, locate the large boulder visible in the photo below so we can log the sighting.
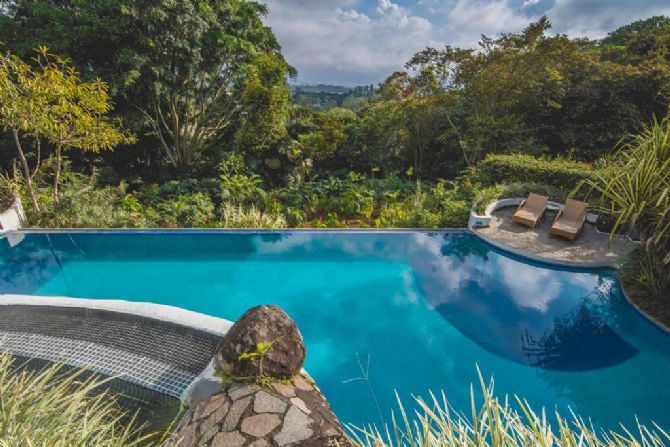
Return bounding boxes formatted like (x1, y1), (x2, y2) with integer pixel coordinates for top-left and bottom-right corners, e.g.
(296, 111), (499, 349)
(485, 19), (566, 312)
(216, 305), (306, 380)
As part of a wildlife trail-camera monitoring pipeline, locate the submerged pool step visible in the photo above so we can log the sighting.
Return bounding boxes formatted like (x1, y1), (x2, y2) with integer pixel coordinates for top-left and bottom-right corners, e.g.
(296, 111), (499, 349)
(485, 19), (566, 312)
(0, 304), (225, 399)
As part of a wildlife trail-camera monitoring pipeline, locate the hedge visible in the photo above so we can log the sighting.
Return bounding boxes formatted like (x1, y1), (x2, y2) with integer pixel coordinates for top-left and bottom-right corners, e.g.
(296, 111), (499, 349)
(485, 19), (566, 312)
(471, 154), (598, 188)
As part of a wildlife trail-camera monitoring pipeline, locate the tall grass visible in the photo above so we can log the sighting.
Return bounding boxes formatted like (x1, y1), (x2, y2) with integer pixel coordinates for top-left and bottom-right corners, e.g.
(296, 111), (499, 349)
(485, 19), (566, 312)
(221, 203), (287, 228)
(349, 375), (669, 447)
(583, 116), (670, 296)
(0, 354), (157, 447)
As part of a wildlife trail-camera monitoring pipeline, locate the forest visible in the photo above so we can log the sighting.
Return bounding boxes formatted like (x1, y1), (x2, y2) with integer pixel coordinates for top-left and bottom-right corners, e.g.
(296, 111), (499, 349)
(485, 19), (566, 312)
(0, 2), (668, 296)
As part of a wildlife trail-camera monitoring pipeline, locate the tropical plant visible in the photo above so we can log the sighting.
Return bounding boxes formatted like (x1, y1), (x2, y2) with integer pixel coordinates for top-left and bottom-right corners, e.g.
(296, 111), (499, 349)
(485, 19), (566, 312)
(583, 116), (670, 295)
(220, 203), (287, 229)
(349, 374), (670, 447)
(0, 354), (157, 447)
(29, 47), (134, 202)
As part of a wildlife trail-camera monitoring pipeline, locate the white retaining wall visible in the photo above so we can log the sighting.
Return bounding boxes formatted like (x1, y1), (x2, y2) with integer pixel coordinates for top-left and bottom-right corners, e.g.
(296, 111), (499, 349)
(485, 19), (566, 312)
(0, 197), (25, 234)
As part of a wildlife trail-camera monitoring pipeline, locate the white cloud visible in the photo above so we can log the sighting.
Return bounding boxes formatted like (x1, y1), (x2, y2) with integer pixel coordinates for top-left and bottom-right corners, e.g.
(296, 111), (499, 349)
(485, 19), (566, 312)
(263, 0), (442, 85)
(439, 0), (536, 47)
(546, 0), (670, 38)
(263, 0), (670, 85)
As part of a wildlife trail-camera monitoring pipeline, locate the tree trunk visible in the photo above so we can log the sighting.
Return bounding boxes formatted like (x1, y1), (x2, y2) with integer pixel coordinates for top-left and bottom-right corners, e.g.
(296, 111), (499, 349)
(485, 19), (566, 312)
(53, 144), (62, 203)
(11, 129), (40, 214)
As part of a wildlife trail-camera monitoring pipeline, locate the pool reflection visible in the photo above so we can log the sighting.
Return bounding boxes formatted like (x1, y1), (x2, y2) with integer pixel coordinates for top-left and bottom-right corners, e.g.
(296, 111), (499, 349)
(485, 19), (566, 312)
(412, 235), (639, 371)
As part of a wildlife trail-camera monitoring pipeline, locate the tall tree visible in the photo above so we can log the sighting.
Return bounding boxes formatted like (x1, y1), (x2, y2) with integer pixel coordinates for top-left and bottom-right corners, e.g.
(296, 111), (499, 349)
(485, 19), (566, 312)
(0, 0), (293, 168)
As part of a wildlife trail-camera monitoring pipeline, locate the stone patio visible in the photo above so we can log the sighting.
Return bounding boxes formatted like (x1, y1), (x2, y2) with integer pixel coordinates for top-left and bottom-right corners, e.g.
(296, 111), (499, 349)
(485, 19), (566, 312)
(475, 207), (635, 266)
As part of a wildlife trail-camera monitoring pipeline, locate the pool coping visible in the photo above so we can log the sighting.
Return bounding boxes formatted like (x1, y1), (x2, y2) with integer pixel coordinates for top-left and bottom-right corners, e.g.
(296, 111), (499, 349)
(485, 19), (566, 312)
(9, 227), (626, 269)
(0, 295), (233, 337)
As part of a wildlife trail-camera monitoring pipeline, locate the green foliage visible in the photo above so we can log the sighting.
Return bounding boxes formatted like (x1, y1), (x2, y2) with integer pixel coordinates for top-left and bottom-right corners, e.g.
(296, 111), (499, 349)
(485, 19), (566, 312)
(0, 0), (292, 168)
(583, 116), (670, 296)
(154, 193), (215, 228)
(0, 354), (158, 447)
(34, 172), (154, 228)
(472, 154), (597, 188)
(238, 337), (283, 382)
(349, 373), (670, 447)
(378, 182), (471, 229)
(220, 204), (287, 229)
(219, 174), (266, 206)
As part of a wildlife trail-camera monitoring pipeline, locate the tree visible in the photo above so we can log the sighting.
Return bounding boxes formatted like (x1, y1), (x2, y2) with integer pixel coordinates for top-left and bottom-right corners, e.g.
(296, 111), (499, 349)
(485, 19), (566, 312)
(406, 17), (670, 163)
(0, 50), (44, 213)
(0, 0), (292, 169)
(32, 48), (134, 201)
(0, 47), (133, 213)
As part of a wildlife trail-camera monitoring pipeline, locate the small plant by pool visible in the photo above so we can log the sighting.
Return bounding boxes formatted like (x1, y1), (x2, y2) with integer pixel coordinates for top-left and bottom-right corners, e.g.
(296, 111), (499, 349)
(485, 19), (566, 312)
(2, 230), (670, 431)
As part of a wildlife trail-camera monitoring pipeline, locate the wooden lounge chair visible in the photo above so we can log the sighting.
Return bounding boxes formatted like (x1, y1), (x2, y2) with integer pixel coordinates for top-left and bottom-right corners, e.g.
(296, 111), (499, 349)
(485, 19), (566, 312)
(550, 199), (589, 240)
(512, 193), (548, 229)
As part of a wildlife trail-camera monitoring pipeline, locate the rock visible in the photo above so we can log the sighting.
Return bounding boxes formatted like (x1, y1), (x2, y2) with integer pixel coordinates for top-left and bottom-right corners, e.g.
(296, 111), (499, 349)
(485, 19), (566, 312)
(173, 423), (196, 447)
(200, 400), (229, 436)
(247, 440), (271, 447)
(290, 397), (311, 415)
(199, 424), (219, 445)
(228, 383), (259, 401)
(222, 395), (253, 431)
(272, 382), (296, 398)
(254, 390), (288, 414)
(241, 413), (282, 437)
(294, 376), (313, 391)
(186, 378), (222, 409)
(210, 430), (246, 447)
(201, 394), (227, 419)
(215, 305), (306, 380)
(273, 405), (314, 446)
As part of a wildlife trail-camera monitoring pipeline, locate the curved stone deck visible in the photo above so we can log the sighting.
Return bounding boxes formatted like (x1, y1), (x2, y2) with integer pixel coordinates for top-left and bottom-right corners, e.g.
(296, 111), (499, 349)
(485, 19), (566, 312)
(474, 207), (635, 267)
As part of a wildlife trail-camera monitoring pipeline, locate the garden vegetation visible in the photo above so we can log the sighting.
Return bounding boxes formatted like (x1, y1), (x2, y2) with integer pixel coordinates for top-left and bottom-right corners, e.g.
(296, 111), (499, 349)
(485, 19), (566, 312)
(0, 4), (669, 441)
(0, 354), (157, 447)
(350, 375), (670, 447)
(0, 4), (668, 295)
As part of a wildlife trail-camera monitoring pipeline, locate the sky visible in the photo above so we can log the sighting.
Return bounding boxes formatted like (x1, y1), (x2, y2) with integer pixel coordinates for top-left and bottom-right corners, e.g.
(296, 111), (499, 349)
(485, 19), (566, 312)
(262, 0), (670, 86)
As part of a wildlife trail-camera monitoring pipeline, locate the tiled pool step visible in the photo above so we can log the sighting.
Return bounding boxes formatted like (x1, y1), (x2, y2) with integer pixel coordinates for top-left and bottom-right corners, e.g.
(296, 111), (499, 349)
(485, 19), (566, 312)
(0, 303), (227, 399)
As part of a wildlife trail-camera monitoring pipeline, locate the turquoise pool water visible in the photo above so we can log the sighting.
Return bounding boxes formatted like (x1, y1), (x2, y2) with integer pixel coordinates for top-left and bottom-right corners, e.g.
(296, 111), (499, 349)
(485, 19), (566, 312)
(1, 231), (669, 429)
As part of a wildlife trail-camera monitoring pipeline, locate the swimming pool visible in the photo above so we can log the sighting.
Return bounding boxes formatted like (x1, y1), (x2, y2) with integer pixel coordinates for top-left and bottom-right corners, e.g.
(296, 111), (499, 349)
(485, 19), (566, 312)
(1, 230), (669, 430)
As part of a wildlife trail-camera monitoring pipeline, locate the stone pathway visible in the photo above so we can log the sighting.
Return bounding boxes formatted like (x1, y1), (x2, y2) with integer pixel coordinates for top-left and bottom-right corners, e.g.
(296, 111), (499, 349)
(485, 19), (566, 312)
(475, 207), (635, 266)
(165, 376), (352, 447)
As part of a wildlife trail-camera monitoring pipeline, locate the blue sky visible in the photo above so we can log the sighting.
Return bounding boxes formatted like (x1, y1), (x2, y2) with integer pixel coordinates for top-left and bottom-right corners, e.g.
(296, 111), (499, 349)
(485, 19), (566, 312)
(262, 0), (670, 86)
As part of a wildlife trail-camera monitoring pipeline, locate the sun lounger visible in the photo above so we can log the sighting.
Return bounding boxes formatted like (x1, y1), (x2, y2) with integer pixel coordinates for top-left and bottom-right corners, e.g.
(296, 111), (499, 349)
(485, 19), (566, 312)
(512, 193), (548, 229)
(550, 199), (588, 240)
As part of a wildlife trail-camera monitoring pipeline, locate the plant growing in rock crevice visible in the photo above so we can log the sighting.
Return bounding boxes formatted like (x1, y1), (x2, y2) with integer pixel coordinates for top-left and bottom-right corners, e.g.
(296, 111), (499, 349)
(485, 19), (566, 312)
(218, 337), (292, 388)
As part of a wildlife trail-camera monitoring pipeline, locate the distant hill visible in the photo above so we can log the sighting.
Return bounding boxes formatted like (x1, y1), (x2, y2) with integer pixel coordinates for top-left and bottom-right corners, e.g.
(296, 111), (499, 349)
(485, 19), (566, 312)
(290, 83), (375, 110)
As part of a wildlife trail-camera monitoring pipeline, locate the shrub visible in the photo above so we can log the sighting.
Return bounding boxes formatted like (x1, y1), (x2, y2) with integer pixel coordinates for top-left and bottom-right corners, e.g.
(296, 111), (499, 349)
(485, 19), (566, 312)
(35, 174), (155, 228)
(472, 154), (597, 188)
(350, 374), (669, 447)
(378, 182), (471, 228)
(0, 354), (157, 447)
(155, 192), (216, 228)
(583, 116), (670, 296)
(220, 203), (287, 228)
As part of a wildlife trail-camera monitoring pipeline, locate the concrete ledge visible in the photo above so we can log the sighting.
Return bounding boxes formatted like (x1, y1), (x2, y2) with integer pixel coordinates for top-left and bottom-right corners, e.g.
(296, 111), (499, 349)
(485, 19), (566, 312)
(0, 295), (233, 337)
(469, 197), (599, 229)
(0, 197), (26, 234)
